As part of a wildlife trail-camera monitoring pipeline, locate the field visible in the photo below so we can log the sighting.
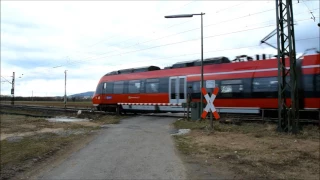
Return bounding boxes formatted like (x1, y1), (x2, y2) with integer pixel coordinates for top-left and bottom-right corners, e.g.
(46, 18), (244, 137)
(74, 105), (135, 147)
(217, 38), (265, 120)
(0, 107), (124, 180)
(173, 119), (320, 180)
(0, 101), (93, 109)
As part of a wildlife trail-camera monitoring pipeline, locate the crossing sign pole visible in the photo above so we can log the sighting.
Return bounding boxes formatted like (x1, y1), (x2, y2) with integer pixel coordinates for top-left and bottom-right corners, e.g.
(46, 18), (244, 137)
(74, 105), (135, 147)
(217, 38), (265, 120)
(201, 87), (220, 129)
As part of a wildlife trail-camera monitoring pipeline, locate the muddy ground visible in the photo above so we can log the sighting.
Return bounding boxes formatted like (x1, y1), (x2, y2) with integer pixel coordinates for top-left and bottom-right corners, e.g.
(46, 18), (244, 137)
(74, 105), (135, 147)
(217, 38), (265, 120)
(173, 119), (320, 180)
(0, 107), (124, 180)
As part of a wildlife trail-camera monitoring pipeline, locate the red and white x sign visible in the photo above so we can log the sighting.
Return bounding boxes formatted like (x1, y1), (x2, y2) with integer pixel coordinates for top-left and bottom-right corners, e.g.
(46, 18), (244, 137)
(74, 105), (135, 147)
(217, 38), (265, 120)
(201, 87), (220, 120)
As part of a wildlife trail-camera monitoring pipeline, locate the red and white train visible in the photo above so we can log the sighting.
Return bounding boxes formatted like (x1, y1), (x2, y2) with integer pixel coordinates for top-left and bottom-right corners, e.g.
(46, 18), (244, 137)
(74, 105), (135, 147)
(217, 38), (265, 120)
(92, 54), (320, 114)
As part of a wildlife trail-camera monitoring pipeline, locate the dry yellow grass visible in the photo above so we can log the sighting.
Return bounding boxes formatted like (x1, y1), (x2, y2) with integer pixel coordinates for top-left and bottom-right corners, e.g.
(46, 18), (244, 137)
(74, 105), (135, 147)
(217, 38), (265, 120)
(173, 119), (320, 180)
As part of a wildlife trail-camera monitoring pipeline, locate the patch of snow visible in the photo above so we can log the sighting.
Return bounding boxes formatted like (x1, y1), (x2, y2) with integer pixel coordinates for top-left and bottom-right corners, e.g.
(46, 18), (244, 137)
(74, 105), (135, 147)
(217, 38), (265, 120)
(77, 110), (82, 115)
(46, 116), (89, 122)
(171, 129), (191, 136)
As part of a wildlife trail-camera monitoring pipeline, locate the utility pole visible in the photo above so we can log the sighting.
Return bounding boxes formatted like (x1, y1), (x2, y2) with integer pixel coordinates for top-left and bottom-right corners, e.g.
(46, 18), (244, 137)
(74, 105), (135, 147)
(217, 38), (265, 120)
(32, 90), (33, 101)
(200, 12), (204, 119)
(164, 12), (205, 119)
(275, 0), (300, 133)
(11, 72), (15, 105)
(64, 70), (67, 108)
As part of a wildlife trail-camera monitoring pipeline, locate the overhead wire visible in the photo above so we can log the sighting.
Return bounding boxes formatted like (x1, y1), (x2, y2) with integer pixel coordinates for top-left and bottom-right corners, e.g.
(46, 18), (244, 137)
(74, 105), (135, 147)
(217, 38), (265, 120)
(77, 36), (319, 71)
(8, 1), (201, 77)
(61, 15), (317, 67)
(4, 2), (319, 95)
(18, 1), (200, 70)
(1, 76), (12, 84)
(215, 1), (249, 13)
(15, 2), (318, 76)
(61, 24), (277, 66)
(17, 15), (319, 77)
(64, 1), (269, 62)
(301, 0), (316, 21)
(66, 6), (279, 63)
(65, 0), (199, 57)
(7, 38), (319, 96)
(65, 3), (313, 64)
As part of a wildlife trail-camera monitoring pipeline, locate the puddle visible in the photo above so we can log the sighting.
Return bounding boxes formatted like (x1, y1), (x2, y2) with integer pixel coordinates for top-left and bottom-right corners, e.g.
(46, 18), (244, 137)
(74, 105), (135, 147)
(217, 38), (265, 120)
(46, 116), (89, 122)
(169, 129), (179, 134)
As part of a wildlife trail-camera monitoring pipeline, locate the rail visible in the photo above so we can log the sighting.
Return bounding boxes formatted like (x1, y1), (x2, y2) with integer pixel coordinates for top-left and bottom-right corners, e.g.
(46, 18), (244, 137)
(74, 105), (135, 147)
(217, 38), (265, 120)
(1, 104), (319, 124)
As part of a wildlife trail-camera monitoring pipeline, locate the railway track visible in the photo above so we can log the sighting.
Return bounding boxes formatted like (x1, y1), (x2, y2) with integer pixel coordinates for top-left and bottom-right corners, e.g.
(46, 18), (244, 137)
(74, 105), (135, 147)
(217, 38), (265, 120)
(1, 104), (318, 124)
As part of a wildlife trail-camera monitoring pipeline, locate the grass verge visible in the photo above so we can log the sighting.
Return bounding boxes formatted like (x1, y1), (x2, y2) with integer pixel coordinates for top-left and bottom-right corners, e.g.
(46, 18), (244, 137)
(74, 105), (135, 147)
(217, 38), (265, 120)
(0, 132), (94, 180)
(173, 119), (320, 180)
(0, 110), (125, 180)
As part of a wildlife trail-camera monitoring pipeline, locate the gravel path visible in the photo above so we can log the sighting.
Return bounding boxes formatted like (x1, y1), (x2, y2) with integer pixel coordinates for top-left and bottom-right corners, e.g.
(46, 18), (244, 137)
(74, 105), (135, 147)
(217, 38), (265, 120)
(36, 116), (186, 180)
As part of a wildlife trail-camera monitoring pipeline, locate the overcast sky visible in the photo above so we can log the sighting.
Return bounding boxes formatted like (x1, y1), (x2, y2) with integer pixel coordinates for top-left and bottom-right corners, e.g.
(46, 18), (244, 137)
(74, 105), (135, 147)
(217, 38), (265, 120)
(1, 0), (319, 97)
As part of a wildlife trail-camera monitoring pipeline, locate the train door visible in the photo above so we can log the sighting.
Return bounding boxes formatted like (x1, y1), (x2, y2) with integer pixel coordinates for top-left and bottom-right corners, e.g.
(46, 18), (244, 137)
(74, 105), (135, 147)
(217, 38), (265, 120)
(169, 76), (186, 104)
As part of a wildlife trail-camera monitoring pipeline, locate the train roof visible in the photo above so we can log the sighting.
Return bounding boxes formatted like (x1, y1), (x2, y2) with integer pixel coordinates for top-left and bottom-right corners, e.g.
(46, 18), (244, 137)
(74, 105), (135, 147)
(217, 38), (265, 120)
(98, 54), (319, 83)
(102, 53), (319, 77)
(104, 55), (265, 76)
(164, 56), (231, 69)
(104, 66), (161, 76)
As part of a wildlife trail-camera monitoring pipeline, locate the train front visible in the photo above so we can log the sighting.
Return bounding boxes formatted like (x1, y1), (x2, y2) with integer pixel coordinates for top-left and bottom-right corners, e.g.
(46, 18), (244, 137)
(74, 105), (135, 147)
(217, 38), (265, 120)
(92, 78), (104, 111)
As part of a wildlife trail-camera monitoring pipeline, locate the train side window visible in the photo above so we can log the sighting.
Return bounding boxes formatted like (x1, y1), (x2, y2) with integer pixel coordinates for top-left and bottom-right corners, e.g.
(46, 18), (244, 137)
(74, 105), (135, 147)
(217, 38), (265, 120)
(316, 74), (320, 92)
(192, 81), (201, 93)
(128, 80), (141, 93)
(106, 82), (113, 94)
(252, 77), (278, 92)
(187, 82), (193, 92)
(189, 81), (201, 99)
(103, 83), (107, 89)
(221, 79), (243, 93)
(241, 79), (251, 97)
(140, 80), (145, 93)
(159, 77), (169, 93)
(302, 75), (313, 92)
(146, 78), (159, 93)
(123, 81), (129, 94)
(251, 77), (277, 98)
(113, 81), (124, 94)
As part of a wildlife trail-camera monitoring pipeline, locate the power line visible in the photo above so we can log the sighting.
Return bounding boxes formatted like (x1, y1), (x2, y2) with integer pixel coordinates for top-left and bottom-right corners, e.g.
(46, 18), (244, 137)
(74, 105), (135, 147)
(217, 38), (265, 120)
(1, 76), (12, 84)
(215, 1), (249, 13)
(86, 35), (120, 49)
(65, 1), (271, 62)
(18, 16), (319, 77)
(161, 37), (319, 61)
(16, 4), (319, 76)
(38, 6), (316, 70)
(67, 21), (197, 61)
(66, 5), (314, 64)
(65, 16), (316, 67)
(66, 1), (313, 57)
(5, 37), (318, 97)
(78, 37), (319, 71)
(67, 8), (279, 64)
(116, 8), (319, 51)
(301, 0), (316, 21)
(65, 1), (199, 57)
(63, 24), (277, 66)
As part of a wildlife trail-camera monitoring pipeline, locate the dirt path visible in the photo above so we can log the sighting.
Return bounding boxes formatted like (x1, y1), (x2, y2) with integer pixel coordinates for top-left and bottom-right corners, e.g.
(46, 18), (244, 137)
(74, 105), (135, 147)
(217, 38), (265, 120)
(34, 116), (187, 179)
